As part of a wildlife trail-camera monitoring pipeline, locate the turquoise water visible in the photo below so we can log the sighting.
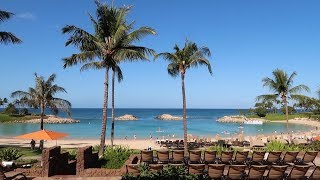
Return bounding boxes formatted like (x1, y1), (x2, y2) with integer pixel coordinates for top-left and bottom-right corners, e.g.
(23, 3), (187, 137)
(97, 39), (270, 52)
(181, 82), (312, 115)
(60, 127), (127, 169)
(0, 108), (313, 139)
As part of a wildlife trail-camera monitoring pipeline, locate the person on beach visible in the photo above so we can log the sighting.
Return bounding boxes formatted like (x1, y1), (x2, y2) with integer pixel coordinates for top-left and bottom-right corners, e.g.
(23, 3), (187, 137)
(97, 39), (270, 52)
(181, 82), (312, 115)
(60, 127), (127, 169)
(149, 133), (152, 140)
(125, 136), (128, 140)
(134, 134), (137, 140)
(30, 139), (35, 150)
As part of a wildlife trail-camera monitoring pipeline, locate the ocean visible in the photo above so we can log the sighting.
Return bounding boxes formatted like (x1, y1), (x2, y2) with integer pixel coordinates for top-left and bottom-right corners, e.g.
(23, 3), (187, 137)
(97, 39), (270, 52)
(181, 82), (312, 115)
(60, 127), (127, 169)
(0, 108), (313, 139)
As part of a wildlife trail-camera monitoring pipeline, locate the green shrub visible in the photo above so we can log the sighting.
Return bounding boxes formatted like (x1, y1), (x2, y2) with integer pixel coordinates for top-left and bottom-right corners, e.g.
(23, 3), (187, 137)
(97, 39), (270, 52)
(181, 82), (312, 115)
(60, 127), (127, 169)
(0, 148), (22, 161)
(280, 106), (296, 115)
(300, 112), (314, 118)
(101, 146), (134, 169)
(311, 115), (320, 120)
(20, 108), (29, 115)
(3, 103), (19, 115)
(208, 145), (231, 155)
(266, 141), (301, 152)
(254, 107), (267, 117)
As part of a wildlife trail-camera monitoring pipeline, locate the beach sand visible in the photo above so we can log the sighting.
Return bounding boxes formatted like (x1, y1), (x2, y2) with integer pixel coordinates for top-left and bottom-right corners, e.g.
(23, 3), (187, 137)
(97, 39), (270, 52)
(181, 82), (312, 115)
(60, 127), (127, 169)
(1, 118), (320, 150)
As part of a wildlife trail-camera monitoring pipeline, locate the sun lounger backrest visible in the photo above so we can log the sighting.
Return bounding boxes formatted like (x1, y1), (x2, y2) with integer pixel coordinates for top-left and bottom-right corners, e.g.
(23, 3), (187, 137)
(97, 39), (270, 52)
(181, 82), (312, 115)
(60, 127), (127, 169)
(310, 166), (320, 179)
(283, 151), (299, 163)
(189, 150), (201, 162)
(234, 151), (249, 163)
(247, 165), (267, 179)
(140, 150), (153, 163)
(303, 151), (318, 163)
(157, 151), (169, 163)
(252, 151), (266, 162)
(267, 151), (282, 163)
(188, 164), (205, 175)
(287, 165), (310, 179)
(204, 151), (217, 163)
(0, 164), (4, 180)
(221, 151), (233, 163)
(172, 150), (185, 163)
(227, 165), (246, 179)
(208, 164), (225, 179)
(266, 165), (287, 179)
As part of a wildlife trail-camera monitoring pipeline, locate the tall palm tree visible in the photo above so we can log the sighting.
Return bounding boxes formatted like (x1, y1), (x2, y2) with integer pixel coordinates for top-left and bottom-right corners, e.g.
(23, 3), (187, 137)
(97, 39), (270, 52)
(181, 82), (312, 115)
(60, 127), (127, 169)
(257, 69), (309, 129)
(155, 40), (212, 155)
(62, 1), (155, 155)
(0, 10), (22, 45)
(11, 73), (71, 149)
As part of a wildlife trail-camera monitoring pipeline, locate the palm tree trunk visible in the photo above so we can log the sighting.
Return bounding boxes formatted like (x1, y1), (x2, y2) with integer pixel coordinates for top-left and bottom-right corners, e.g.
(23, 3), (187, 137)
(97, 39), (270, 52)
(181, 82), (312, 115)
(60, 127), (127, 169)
(181, 73), (188, 155)
(111, 70), (115, 148)
(284, 97), (289, 132)
(99, 67), (109, 157)
(39, 105), (44, 150)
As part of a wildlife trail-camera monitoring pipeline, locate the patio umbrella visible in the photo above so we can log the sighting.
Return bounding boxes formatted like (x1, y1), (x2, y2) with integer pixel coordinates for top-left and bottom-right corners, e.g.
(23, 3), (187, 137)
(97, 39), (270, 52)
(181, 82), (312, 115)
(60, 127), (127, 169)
(15, 129), (68, 146)
(314, 136), (320, 141)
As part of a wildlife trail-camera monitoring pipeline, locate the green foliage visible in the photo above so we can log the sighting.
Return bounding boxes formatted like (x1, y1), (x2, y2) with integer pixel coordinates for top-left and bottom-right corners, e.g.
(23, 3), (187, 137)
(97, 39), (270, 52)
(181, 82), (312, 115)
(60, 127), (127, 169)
(207, 145), (231, 155)
(311, 115), (320, 120)
(3, 103), (19, 115)
(101, 146), (134, 169)
(20, 108), (29, 115)
(122, 165), (208, 180)
(280, 106), (296, 115)
(254, 107), (267, 117)
(0, 113), (41, 122)
(0, 148), (22, 161)
(266, 141), (301, 152)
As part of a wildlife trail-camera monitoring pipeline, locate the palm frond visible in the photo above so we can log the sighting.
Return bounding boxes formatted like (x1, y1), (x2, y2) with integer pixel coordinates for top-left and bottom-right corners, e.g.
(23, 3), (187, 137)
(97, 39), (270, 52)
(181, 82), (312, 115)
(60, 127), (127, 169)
(256, 94), (278, 102)
(0, 32), (22, 44)
(0, 10), (13, 22)
(289, 85), (310, 94)
(80, 61), (105, 71)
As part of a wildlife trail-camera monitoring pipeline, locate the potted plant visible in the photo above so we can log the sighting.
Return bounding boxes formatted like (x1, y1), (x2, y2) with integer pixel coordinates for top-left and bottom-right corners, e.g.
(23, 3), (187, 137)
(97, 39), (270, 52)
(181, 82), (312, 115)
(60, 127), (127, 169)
(0, 148), (22, 167)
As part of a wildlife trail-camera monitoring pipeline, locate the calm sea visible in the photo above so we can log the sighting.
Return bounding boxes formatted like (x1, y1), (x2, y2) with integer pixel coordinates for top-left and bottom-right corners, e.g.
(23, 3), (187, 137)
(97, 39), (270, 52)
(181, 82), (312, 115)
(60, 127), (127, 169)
(0, 108), (313, 139)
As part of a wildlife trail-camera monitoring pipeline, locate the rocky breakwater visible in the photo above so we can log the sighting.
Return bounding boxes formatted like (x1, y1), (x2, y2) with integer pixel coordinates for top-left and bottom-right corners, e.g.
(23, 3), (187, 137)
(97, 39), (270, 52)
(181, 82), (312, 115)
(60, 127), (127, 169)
(115, 114), (138, 121)
(217, 115), (264, 123)
(14, 115), (80, 124)
(156, 114), (182, 120)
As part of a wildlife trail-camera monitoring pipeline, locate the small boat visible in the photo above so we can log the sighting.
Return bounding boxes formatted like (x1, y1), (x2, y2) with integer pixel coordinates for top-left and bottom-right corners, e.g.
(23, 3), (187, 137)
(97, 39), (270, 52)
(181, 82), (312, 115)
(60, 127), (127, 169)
(244, 120), (263, 125)
(156, 127), (164, 133)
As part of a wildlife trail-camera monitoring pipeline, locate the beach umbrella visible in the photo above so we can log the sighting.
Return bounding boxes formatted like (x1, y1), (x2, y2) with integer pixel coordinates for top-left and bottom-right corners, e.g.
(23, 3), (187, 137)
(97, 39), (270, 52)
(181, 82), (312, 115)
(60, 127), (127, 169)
(314, 136), (320, 141)
(15, 129), (68, 146)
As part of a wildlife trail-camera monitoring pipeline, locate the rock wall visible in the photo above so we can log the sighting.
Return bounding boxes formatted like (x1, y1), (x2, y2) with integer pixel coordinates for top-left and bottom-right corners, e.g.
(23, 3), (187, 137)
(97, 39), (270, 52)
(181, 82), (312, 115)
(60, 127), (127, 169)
(156, 114), (182, 120)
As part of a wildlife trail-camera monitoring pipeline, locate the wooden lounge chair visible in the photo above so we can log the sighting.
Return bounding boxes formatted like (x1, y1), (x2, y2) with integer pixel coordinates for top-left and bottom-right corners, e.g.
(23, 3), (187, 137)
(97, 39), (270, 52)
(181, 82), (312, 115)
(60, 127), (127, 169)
(204, 150), (217, 164)
(140, 150), (154, 164)
(264, 165), (287, 180)
(245, 165), (267, 180)
(208, 164), (225, 179)
(126, 164), (140, 176)
(149, 164), (163, 172)
(172, 150), (185, 164)
(0, 164), (26, 180)
(225, 165), (246, 179)
(279, 151), (299, 165)
(218, 151), (234, 164)
(263, 151), (282, 165)
(307, 166), (320, 180)
(248, 151), (266, 166)
(189, 150), (202, 164)
(295, 151), (318, 166)
(285, 165), (310, 180)
(156, 150), (170, 164)
(188, 164), (205, 175)
(232, 151), (249, 165)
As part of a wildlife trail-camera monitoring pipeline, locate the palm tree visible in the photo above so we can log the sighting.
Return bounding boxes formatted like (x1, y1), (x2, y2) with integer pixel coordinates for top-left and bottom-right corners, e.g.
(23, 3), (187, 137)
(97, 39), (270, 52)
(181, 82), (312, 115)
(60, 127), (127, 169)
(11, 73), (71, 149)
(155, 40), (212, 155)
(62, 1), (155, 155)
(257, 69), (309, 129)
(0, 10), (22, 45)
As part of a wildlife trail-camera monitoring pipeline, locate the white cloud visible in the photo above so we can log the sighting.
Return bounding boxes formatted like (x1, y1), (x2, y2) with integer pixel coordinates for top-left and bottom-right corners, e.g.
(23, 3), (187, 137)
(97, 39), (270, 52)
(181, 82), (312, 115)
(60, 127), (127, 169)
(16, 12), (36, 20)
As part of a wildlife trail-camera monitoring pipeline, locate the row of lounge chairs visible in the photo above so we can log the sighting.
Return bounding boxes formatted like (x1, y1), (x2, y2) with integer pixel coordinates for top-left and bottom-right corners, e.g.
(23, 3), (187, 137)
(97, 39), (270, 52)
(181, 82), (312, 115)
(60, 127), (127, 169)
(140, 150), (318, 166)
(126, 164), (320, 179)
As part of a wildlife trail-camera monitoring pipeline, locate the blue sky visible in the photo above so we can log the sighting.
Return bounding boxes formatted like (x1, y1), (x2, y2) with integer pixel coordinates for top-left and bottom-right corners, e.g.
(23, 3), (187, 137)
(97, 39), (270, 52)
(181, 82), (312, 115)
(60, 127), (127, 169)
(1, 0), (320, 108)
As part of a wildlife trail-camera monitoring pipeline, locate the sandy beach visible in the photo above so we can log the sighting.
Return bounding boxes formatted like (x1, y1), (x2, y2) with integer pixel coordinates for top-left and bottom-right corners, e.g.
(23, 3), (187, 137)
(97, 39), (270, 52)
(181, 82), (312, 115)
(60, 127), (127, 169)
(1, 118), (320, 150)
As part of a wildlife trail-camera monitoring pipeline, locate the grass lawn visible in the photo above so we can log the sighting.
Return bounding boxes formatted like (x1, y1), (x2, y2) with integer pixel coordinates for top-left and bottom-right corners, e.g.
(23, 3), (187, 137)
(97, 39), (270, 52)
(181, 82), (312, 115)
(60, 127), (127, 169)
(247, 113), (308, 121)
(0, 113), (43, 122)
(0, 147), (42, 157)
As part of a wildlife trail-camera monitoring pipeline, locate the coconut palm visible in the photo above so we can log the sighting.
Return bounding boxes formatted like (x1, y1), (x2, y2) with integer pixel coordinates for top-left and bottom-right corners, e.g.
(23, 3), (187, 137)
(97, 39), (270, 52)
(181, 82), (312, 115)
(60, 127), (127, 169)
(155, 40), (212, 155)
(62, 1), (155, 155)
(257, 69), (309, 129)
(11, 73), (71, 149)
(0, 10), (22, 45)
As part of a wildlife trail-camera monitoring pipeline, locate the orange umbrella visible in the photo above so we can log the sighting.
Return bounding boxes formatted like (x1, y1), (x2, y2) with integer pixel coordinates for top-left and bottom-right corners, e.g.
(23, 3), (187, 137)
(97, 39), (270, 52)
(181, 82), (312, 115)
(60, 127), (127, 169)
(15, 129), (68, 140)
(314, 136), (320, 141)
